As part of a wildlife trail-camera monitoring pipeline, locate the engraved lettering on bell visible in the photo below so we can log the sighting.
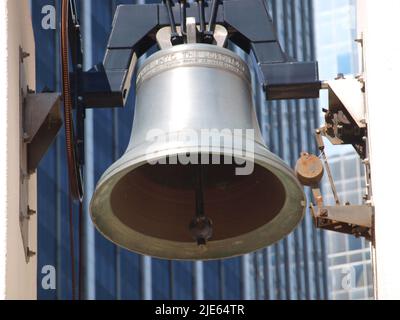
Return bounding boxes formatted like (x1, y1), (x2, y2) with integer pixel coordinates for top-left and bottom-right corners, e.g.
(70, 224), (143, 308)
(136, 48), (250, 88)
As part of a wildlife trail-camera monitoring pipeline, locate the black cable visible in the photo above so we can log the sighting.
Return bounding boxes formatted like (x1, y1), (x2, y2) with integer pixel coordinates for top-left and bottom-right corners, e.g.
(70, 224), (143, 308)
(207, 0), (219, 32)
(204, 0), (219, 43)
(197, 0), (206, 34)
(180, 0), (187, 37)
(163, 0), (183, 45)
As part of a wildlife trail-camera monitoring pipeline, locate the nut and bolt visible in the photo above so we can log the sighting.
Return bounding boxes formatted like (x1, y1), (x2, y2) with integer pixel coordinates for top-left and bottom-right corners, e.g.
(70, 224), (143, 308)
(27, 248), (36, 259)
(320, 209), (328, 217)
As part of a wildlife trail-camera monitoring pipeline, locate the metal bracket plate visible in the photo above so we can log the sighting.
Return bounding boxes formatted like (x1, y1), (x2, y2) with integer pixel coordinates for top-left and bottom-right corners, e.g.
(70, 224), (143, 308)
(321, 77), (367, 158)
(312, 205), (374, 241)
(19, 47), (62, 262)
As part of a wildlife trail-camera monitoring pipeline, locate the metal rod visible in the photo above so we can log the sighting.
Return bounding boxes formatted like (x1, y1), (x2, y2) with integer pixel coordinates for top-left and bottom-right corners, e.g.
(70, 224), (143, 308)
(195, 165), (205, 218)
(197, 0), (206, 34)
(180, 0), (187, 36)
(322, 151), (340, 206)
(164, 0), (177, 34)
(207, 0), (219, 33)
(81, 0), (96, 301)
(316, 129), (340, 205)
(189, 162), (213, 246)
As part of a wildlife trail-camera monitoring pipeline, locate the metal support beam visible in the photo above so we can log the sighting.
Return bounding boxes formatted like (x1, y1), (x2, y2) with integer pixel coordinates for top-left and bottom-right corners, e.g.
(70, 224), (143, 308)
(75, 0), (320, 108)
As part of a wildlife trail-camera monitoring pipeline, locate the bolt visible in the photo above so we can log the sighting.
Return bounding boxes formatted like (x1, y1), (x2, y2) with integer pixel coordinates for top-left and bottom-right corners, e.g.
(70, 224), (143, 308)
(356, 74), (365, 83)
(76, 64), (83, 70)
(335, 73), (345, 80)
(27, 248), (36, 259)
(27, 86), (35, 94)
(28, 207), (36, 216)
(20, 49), (30, 63)
(20, 170), (29, 183)
(78, 96), (84, 102)
(320, 209), (328, 217)
(23, 132), (30, 142)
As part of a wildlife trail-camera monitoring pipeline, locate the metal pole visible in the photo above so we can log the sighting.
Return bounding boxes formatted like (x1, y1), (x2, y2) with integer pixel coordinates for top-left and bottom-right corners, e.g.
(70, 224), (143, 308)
(141, 256), (152, 300)
(241, 254), (253, 300)
(194, 261), (204, 300)
(81, 0), (96, 301)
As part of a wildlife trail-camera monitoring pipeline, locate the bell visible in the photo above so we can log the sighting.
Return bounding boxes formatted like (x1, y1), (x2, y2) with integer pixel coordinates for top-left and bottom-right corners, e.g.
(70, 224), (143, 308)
(90, 44), (306, 260)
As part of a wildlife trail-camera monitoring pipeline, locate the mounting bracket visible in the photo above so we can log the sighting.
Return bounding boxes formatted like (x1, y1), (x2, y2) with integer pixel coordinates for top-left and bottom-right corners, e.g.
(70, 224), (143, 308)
(320, 77), (367, 159)
(311, 204), (373, 241)
(19, 47), (62, 262)
(71, 0), (320, 109)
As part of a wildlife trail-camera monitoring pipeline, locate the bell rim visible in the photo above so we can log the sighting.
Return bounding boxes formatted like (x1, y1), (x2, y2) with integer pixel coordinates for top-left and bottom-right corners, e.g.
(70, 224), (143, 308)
(90, 145), (306, 261)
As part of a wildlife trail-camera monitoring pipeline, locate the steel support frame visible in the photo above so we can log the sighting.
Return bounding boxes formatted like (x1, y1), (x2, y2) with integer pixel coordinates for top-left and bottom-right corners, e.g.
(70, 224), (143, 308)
(74, 0), (320, 108)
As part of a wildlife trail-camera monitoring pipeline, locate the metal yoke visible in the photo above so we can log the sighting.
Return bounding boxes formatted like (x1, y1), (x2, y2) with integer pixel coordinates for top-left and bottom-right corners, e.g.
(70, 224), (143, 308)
(75, 0), (320, 108)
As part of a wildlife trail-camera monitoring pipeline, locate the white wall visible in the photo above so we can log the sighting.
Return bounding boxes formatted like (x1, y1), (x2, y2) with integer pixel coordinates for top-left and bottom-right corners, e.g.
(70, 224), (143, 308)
(0, 0), (37, 300)
(359, 0), (400, 300)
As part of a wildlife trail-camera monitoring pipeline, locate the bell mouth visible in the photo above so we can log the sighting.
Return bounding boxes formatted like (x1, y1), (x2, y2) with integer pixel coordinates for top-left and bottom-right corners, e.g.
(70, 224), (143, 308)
(90, 147), (306, 261)
(110, 158), (286, 243)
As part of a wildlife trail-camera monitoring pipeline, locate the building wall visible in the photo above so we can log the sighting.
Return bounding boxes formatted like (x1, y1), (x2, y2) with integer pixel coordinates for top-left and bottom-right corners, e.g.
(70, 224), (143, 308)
(314, 0), (373, 300)
(33, 0), (328, 300)
(322, 153), (373, 300)
(0, 0), (37, 300)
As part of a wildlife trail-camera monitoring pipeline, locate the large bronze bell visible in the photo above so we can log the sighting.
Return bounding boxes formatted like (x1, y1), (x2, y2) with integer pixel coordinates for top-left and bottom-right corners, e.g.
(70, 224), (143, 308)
(90, 44), (306, 260)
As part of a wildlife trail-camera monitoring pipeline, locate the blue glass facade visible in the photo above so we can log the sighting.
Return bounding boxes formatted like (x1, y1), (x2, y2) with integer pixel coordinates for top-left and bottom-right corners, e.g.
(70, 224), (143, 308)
(33, 0), (328, 300)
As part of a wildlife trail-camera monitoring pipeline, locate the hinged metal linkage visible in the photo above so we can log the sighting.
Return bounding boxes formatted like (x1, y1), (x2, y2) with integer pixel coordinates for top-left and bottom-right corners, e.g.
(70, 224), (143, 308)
(72, 0), (320, 109)
(296, 73), (373, 241)
(296, 151), (373, 241)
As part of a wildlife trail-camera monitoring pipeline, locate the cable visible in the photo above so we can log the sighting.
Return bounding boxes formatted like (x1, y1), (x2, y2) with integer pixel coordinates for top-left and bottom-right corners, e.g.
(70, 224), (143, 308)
(78, 200), (83, 300)
(61, 0), (84, 300)
(180, 0), (187, 37)
(197, 0), (206, 35)
(163, 0), (183, 45)
(204, 0), (219, 43)
(61, 0), (83, 201)
(207, 0), (219, 32)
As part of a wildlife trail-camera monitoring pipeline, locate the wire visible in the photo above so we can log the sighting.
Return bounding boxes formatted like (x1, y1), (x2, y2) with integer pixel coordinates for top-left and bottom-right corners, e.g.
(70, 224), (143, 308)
(68, 190), (76, 300)
(197, 0), (206, 34)
(61, 0), (84, 300)
(78, 200), (83, 300)
(207, 0), (219, 33)
(180, 0), (187, 36)
(164, 0), (178, 35)
(61, 0), (83, 201)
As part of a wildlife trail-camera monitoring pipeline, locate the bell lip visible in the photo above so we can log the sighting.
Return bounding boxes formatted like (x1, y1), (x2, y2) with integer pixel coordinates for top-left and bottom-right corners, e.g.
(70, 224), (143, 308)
(90, 146), (306, 261)
(136, 43), (252, 86)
